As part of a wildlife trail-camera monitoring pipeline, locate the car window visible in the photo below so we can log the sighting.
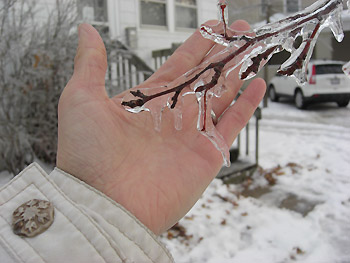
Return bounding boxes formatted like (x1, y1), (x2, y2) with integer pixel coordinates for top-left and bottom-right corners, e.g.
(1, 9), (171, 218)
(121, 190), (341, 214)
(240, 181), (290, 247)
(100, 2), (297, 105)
(315, 64), (344, 74)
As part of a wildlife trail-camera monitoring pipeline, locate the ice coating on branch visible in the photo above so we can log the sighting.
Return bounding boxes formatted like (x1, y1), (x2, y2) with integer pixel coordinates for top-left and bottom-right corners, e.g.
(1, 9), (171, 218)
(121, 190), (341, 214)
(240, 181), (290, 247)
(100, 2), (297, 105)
(201, 0), (345, 85)
(217, 0), (229, 38)
(122, 0), (345, 167)
(123, 85), (185, 131)
(195, 82), (230, 166)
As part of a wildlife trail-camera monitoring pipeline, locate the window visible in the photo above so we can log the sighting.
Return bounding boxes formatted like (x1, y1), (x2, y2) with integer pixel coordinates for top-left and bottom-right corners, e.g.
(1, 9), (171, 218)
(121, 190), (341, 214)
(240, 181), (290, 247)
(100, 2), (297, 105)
(140, 0), (167, 27)
(316, 64), (344, 75)
(175, 0), (197, 29)
(286, 0), (299, 13)
(77, 0), (108, 22)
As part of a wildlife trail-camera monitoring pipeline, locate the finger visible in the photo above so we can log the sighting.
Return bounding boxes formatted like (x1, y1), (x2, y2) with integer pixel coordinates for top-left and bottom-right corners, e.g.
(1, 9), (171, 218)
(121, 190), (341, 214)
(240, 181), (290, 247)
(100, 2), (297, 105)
(216, 78), (266, 146)
(204, 20), (251, 61)
(69, 23), (108, 96)
(211, 64), (243, 120)
(144, 20), (221, 85)
(209, 20), (252, 117)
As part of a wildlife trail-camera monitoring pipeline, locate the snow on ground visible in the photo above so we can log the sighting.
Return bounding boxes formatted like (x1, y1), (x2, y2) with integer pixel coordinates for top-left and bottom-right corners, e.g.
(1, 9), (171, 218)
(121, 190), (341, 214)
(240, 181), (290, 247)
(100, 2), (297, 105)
(160, 100), (350, 263)
(0, 99), (348, 262)
(0, 157), (53, 187)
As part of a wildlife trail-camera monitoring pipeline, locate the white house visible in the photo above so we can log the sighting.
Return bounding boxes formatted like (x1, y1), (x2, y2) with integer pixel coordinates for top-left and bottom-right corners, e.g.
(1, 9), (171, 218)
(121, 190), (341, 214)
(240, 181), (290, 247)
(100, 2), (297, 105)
(76, 0), (218, 68)
(32, 0), (350, 78)
(78, 0), (350, 68)
(32, 0), (217, 68)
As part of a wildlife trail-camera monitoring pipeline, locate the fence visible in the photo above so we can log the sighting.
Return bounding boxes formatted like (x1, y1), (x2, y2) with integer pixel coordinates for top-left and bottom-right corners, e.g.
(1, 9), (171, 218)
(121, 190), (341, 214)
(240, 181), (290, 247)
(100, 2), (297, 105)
(217, 107), (262, 184)
(106, 40), (154, 96)
(152, 43), (181, 70)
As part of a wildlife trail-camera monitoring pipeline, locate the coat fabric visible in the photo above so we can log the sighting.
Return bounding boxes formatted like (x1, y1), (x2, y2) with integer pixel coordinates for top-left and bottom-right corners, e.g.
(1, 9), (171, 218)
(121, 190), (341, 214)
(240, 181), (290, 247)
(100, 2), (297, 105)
(0, 163), (174, 263)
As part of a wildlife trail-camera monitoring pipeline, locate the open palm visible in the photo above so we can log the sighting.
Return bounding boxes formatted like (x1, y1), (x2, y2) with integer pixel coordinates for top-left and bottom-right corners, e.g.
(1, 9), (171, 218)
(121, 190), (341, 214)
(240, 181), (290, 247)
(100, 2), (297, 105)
(57, 22), (266, 235)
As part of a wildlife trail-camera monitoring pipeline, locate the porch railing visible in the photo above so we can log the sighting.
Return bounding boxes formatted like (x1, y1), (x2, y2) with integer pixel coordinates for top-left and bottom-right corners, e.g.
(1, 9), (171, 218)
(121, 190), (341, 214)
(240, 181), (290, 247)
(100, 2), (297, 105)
(152, 43), (181, 69)
(217, 107), (262, 184)
(106, 40), (154, 96)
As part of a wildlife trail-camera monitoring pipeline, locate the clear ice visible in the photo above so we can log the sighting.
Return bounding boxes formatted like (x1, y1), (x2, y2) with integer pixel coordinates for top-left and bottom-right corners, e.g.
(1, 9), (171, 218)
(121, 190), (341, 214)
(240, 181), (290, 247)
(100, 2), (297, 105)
(122, 0), (346, 167)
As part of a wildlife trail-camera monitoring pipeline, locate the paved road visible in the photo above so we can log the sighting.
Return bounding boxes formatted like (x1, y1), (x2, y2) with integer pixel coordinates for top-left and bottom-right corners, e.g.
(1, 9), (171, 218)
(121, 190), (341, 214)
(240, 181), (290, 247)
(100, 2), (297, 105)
(262, 99), (350, 128)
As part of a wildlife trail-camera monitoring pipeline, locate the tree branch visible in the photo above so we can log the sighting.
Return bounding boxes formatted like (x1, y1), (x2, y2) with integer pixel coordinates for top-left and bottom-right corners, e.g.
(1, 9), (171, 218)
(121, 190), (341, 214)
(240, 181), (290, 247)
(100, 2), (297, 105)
(121, 0), (345, 166)
(123, 0), (342, 110)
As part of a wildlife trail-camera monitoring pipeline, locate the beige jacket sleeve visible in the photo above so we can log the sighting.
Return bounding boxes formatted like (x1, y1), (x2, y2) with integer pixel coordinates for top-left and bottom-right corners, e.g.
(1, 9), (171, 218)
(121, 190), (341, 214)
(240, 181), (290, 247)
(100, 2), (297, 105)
(0, 163), (174, 263)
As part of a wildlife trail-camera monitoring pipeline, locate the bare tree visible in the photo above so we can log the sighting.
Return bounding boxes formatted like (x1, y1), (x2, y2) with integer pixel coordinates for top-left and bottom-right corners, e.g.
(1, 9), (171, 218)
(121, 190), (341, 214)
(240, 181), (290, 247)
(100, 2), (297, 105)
(0, 0), (78, 174)
(0, 0), (143, 175)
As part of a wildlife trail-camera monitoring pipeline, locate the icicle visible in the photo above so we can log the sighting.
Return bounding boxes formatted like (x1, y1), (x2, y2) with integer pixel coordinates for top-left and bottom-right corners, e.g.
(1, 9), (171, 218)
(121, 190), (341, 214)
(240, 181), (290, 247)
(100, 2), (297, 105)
(171, 96), (184, 131)
(217, 0), (228, 36)
(196, 88), (230, 167)
(151, 110), (162, 132)
(122, 0), (346, 167)
(326, 5), (344, 42)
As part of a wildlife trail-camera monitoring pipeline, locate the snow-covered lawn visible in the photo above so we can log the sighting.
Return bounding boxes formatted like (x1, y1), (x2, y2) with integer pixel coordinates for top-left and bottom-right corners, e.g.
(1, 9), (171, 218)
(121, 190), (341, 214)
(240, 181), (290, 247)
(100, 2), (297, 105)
(0, 100), (349, 262)
(160, 100), (350, 263)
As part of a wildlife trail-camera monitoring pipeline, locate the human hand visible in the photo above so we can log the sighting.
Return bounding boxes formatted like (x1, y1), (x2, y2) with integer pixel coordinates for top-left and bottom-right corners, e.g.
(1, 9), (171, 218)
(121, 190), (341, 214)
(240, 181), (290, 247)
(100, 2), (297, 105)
(57, 22), (266, 235)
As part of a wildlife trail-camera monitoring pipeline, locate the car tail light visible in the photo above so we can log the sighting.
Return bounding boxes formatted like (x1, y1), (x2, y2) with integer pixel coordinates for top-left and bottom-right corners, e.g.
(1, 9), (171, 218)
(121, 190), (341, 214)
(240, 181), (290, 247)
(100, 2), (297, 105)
(309, 65), (316, 84)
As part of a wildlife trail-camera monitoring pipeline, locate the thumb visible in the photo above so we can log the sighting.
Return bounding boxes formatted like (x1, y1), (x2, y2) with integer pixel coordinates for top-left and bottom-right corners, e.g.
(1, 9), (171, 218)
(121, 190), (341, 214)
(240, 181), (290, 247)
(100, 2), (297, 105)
(72, 23), (108, 91)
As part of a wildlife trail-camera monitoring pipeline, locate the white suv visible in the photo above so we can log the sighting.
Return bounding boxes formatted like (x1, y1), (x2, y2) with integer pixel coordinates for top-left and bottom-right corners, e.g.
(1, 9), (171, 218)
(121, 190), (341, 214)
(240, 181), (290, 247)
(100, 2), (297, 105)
(268, 60), (350, 109)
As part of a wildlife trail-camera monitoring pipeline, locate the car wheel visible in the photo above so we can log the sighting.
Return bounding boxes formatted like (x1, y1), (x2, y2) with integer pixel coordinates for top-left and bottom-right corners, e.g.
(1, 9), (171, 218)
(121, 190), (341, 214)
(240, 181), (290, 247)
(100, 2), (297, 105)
(294, 90), (306, 109)
(337, 100), (349, 107)
(269, 85), (279, 102)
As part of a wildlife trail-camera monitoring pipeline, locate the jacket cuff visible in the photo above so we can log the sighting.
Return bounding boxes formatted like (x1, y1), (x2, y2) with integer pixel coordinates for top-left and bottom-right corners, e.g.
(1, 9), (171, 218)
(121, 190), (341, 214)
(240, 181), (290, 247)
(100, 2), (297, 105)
(0, 163), (173, 263)
(50, 165), (173, 263)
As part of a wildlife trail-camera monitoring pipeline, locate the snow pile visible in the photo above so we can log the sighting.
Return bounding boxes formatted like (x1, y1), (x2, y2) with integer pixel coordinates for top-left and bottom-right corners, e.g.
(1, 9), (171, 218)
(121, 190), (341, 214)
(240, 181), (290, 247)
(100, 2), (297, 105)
(160, 102), (350, 262)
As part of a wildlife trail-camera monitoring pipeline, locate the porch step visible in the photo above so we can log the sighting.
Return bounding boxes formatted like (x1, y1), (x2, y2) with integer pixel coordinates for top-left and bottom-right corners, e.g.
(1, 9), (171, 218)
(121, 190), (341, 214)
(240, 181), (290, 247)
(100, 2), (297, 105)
(217, 160), (258, 184)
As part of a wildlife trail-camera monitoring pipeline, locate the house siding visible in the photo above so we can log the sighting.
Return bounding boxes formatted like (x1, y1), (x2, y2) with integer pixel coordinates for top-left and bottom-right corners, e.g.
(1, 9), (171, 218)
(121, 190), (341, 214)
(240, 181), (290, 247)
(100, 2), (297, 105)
(32, 0), (216, 68)
(115, 0), (217, 68)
